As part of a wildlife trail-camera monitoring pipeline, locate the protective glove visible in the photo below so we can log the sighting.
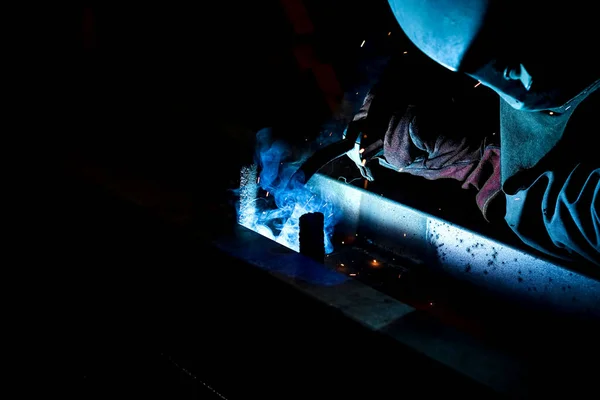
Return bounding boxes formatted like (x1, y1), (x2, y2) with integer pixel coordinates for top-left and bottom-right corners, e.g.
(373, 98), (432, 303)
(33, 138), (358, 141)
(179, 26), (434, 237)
(347, 90), (502, 221)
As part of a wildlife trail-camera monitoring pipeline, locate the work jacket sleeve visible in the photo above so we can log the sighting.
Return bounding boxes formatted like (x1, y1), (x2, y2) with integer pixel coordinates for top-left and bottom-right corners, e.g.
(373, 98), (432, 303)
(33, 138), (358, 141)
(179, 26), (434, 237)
(505, 163), (600, 266)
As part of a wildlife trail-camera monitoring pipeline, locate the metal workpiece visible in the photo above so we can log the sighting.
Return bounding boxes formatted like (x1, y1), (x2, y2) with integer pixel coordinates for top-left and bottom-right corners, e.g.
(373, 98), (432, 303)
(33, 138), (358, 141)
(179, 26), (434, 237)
(427, 219), (600, 316)
(224, 169), (600, 396)
(305, 173), (600, 317)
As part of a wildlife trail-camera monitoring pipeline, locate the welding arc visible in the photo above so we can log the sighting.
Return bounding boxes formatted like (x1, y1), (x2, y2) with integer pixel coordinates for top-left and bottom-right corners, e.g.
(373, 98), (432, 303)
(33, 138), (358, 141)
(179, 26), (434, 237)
(288, 124), (361, 189)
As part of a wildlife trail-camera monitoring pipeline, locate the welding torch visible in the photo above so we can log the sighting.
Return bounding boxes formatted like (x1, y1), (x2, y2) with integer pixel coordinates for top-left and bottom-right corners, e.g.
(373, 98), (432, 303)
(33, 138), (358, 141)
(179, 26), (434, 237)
(287, 119), (371, 189)
(287, 54), (397, 188)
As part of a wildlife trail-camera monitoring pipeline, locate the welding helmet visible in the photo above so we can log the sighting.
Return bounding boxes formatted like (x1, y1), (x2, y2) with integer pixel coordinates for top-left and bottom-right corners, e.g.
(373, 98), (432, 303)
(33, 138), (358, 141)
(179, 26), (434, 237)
(387, 0), (600, 112)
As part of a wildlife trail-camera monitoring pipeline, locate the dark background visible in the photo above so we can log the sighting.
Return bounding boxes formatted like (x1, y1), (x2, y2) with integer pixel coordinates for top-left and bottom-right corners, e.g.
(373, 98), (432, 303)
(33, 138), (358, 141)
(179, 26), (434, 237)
(20, 2), (541, 398)
(39, 0), (502, 233)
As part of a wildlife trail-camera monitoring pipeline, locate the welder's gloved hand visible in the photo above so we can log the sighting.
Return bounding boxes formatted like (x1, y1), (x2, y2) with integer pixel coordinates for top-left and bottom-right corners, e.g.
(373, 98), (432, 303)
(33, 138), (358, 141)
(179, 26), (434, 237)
(384, 103), (484, 173)
(386, 104), (503, 220)
(347, 90), (503, 221)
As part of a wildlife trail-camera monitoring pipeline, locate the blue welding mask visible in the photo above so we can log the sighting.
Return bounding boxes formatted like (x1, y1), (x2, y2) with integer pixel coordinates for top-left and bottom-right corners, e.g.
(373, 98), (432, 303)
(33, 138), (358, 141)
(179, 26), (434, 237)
(387, 0), (600, 112)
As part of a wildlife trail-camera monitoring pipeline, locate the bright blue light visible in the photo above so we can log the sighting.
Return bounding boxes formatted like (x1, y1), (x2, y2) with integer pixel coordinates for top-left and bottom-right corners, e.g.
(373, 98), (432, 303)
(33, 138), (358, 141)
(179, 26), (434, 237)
(238, 128), (340, 253)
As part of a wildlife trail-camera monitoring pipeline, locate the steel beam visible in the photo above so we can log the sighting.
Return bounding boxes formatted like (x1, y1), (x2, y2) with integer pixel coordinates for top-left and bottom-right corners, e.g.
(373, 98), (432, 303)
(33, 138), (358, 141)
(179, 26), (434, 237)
(305, 173), (600, 317)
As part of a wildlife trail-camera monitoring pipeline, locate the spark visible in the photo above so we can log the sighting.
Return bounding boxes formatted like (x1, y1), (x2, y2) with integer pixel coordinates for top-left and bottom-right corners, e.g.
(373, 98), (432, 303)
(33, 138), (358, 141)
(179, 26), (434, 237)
(549, 111), (554, 115)
(340, 263), (345, 267)
(403, 233), (407, 237)
(163, 354), (229, 400)
(360, 40), (365, 47)
(349, 273), (357, 276)
(266, 191), (269, 197)
(359, 148), (365, 154)
(474, 81), (482, 88)
(361, 159), (367, 166)
(304, 194), (315, 206)
(257, 176), (260, 184)
(403, 51), (408, 54)
(388, 32), (391, 36)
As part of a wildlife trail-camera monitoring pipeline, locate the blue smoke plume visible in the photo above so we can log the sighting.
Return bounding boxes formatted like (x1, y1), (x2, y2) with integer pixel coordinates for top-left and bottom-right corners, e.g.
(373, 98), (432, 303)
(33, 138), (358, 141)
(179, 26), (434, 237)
(238, 128), (339, 254)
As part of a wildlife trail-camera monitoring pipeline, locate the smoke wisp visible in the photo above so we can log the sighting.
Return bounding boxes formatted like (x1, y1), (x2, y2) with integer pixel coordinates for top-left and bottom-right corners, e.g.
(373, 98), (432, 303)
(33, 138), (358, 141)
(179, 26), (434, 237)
(238, 128), (339, 254)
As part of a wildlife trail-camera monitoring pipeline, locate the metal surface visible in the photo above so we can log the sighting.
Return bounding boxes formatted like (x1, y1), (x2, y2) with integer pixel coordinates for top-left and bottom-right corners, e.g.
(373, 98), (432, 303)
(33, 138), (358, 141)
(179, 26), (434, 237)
(211, 224), (530, 395)
(212, 225), (414, 330)
(306, 173), (600, 317)
(227, 168), (600, 396)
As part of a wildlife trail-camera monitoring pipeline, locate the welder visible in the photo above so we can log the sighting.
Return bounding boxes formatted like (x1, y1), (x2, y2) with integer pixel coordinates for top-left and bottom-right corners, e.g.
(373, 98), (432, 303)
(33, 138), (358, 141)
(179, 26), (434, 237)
(345, 0), (599, 265)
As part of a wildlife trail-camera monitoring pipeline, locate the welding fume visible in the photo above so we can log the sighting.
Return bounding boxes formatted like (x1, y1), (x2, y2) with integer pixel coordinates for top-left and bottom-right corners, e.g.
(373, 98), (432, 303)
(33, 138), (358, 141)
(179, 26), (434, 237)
(237, 127), (340, 254)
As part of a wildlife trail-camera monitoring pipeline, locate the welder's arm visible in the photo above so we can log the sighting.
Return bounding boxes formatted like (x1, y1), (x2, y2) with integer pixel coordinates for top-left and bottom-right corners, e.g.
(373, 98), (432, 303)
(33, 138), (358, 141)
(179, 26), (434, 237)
(505, 164), (600, 266)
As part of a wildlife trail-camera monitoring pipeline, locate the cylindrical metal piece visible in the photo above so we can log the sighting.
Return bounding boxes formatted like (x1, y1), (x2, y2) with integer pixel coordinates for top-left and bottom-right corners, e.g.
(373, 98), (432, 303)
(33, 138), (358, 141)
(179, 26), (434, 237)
(299, 212), (325, 263)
